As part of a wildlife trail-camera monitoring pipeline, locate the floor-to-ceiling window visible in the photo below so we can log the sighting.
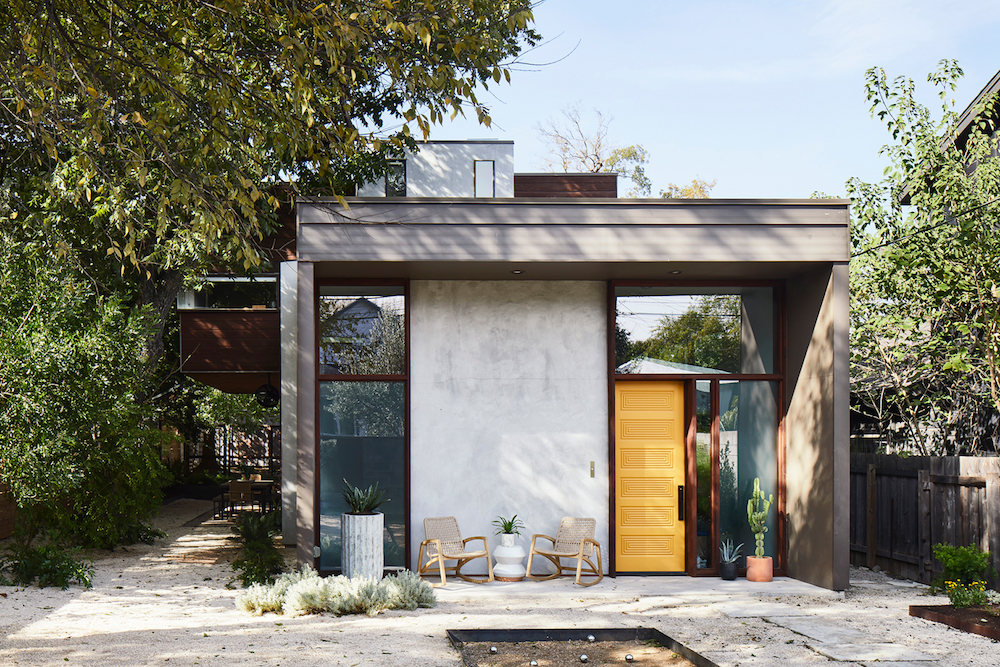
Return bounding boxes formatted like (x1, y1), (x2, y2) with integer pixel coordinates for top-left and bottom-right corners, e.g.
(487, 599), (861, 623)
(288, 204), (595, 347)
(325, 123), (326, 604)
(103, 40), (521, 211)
(316, 284), (407, 572)
(615, 283), (783, 574)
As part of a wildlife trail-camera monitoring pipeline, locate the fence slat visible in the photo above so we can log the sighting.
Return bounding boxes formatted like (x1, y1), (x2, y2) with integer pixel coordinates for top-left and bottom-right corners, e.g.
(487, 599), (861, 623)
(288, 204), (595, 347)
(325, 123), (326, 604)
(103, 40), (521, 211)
(867, 464), (877, 569)
(918, 469), (931, 584)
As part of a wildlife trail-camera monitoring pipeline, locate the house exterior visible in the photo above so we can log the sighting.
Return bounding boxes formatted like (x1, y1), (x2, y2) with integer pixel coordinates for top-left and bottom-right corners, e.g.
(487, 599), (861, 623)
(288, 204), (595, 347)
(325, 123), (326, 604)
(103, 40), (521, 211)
(180, 139), (851, 590)
(276, 140), (852, 590)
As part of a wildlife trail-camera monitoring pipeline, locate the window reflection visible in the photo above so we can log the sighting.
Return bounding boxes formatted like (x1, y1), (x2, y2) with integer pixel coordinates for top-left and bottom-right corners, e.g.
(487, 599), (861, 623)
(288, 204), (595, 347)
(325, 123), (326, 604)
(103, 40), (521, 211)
(319, 292), (404, 376)
(615, 288), (773, 375)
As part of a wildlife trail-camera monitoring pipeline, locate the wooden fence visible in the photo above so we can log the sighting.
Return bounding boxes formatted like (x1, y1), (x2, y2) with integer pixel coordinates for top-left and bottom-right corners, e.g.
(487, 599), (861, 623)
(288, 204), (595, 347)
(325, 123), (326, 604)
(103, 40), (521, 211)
(850, 454), (1000, 585)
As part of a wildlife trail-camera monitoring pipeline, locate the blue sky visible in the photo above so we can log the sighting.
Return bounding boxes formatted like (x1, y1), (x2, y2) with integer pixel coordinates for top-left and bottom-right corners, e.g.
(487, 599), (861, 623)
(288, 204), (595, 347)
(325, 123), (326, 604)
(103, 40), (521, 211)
(427, 0), (1000, 199)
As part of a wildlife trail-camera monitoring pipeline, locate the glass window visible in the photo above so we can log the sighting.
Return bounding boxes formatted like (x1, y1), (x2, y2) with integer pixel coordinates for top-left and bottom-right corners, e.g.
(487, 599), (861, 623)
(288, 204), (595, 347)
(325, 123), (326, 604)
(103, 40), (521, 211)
(181, 277), (277, 309)
(718, 380), (779, 566)
(615, 287), (774, 375)
(474, 160), (495, 197)
(695, 380), (713, 569)
(318, 381), (406, 571)
(385, 160), (406, 196)
(319, 287), (405, 376)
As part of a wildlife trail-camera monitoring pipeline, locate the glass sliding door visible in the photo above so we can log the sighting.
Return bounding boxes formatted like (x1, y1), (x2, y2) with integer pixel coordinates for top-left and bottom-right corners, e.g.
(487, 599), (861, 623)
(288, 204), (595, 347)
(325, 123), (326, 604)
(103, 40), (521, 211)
(317, 285), (407, 572)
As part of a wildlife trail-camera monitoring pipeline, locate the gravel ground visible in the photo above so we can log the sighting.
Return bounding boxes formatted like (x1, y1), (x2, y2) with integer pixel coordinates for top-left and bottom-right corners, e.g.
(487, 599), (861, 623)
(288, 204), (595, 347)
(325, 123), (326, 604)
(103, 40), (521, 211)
(1, 499), (998, 667)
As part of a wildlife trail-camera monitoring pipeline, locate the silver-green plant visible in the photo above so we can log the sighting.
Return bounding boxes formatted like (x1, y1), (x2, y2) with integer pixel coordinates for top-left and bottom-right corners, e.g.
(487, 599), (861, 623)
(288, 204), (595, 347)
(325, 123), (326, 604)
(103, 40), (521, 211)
(235, 566), (436, 617)
(746, 477), (773, 559)
(719, 538), (743, 564)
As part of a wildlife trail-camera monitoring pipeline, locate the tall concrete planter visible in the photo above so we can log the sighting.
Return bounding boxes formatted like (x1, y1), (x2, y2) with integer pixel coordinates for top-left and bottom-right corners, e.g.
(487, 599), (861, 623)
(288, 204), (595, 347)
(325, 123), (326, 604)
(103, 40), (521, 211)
(341, 512), (384, 580)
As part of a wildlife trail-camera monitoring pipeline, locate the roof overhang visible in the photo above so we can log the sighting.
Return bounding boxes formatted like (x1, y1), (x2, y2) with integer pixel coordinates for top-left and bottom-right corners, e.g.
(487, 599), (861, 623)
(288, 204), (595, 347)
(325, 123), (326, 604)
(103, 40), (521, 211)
(296, 197), (850, 281)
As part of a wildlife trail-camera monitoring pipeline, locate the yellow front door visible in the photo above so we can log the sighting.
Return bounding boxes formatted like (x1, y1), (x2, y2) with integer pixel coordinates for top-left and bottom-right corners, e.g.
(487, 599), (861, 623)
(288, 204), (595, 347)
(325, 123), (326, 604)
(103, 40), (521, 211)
(614, 381), (686, 572)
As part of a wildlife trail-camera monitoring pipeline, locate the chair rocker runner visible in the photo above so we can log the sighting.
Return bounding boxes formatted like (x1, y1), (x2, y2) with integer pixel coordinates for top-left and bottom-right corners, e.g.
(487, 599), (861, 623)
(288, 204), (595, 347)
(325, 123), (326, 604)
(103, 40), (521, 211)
(417, 516), (495, 587)
(525, 517), (603, 587)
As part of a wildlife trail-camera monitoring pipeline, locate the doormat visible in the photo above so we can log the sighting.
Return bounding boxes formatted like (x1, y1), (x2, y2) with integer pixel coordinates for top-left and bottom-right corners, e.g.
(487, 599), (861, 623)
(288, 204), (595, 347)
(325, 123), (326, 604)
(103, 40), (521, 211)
(447, 628), (718, 667)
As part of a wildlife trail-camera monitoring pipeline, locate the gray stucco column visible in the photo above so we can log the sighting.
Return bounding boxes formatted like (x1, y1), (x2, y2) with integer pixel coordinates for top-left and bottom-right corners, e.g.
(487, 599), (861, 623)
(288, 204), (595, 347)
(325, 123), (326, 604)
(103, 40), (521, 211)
(295, 261), (316, 566)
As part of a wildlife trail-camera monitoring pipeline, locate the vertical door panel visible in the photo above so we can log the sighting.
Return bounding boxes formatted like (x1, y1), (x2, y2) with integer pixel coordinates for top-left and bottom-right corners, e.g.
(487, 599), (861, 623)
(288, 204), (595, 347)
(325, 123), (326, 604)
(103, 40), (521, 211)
(615, 381), (685, 572)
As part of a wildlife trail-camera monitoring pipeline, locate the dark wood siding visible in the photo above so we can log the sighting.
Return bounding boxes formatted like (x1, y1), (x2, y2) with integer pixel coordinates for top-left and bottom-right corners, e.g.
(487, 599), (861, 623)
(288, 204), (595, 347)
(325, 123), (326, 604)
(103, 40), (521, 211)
(180, 310), (280, 376)
(514, 173), (618, 198)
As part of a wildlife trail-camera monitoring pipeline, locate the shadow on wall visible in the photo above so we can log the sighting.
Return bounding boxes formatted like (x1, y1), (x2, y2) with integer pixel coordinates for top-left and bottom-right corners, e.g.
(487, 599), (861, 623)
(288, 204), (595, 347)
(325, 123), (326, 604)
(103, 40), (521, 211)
(785, 265), (843, 590)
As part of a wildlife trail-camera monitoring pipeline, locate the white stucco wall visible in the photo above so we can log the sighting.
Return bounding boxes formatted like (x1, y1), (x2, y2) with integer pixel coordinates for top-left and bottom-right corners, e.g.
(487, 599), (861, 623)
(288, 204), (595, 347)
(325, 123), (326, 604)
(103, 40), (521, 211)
(358, 141), (514, 198)
(409, 280), (609, 574)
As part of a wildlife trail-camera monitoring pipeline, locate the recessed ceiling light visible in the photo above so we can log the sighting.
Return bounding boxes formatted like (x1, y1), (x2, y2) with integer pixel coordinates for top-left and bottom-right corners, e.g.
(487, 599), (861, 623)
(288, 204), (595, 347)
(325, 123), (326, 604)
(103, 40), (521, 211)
(511, 269), (524, 275)
(669, 270), (682, 275)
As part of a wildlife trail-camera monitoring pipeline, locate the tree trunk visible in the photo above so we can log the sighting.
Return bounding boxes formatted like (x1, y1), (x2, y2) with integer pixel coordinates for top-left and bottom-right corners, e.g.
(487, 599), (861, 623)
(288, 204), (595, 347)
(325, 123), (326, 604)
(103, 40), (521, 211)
(135, 268), (184, 400)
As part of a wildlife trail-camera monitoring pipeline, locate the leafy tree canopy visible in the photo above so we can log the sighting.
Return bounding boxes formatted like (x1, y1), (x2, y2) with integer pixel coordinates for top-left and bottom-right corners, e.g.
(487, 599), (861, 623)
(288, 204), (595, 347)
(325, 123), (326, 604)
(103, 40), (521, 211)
(2, 0), (539, 273)
(848, 60), (1000, 455)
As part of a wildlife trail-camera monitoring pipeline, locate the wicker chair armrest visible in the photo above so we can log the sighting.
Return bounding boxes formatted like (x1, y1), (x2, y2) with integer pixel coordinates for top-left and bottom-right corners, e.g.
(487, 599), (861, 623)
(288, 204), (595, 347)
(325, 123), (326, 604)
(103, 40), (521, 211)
(419, 538), (443, 557)
(463, 535), (489, 551)
(529, 533), (556, 552)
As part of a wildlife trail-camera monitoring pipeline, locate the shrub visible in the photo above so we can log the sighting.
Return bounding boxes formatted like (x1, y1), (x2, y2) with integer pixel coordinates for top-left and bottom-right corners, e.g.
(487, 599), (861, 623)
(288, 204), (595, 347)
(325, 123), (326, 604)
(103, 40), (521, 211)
(932, 544), (996, 591)
(231, 511), (285, 587)
(235, 567), (436, 617)
(945, 580), (989, 609)
(0, 544), (94, 589)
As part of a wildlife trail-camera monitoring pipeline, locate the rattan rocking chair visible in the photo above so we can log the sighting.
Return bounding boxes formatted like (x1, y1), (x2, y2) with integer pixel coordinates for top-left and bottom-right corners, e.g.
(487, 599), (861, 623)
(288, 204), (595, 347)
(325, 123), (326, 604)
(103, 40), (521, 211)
(525, 517), (603, 586)
(417, 516), (495, 587)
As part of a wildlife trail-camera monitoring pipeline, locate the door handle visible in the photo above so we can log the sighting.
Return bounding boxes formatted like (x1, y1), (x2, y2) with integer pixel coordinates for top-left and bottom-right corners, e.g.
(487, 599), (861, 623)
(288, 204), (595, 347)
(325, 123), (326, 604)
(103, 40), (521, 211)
(678, 485), (685, 521)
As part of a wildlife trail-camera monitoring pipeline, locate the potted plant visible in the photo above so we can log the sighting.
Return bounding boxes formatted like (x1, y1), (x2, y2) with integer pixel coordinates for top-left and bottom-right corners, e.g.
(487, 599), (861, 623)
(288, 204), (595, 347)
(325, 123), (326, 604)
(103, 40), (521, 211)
(719, 538), (743, 581)
(341, 479), (389, 580)
(492, 515), (525, 548)
(492, 515), (527, 582)
(746, 477), (774, 582)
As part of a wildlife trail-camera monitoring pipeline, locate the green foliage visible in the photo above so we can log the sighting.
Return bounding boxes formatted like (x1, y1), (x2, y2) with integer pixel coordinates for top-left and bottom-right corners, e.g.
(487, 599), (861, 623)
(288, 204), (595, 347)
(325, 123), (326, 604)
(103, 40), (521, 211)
(0, 234), (169, 549)
(746, 478), (773, 559)
(492, 515), (525, 536)
(932, 543), (996, 589)
(944, 580), (989, 609)
(639, 296), (741, 372)
(848, 60), (1000, 454)
(1, 0), (539, 274)
(0, 544), (94, 589)
(660, 178), (716, 199)
(236, 566), (437, 617)
(342, 480), (389, 514)
(231, 511), (285, 587)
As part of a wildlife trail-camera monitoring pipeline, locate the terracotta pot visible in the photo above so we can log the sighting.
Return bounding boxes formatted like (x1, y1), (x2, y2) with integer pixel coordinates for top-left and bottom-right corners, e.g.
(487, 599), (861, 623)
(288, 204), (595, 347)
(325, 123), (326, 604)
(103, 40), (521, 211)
(745, 556), (773, 582)
(719, 561), (738, 581)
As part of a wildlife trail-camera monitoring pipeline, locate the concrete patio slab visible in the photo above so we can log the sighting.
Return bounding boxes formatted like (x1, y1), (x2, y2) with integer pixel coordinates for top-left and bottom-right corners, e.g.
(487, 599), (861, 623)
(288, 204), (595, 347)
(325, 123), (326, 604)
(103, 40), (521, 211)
(766, 616), (869, 643)
(806, 643), (935, 661)
(861, 662), (940, 667)
(433, 576), (842, 604)
(711, 602), (815, 617)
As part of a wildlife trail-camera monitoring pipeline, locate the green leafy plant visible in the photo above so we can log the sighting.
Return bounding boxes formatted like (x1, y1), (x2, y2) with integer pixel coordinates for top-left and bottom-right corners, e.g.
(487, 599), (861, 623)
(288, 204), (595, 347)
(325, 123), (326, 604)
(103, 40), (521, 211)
(746, 477), (773, 559)
(0, 544), (94, 589)
(342, 480), (389, 514)
(719, 539), (743, 564)
(492, 515), (525, 536)
(235, 566), (436, 617)
(231, 511), (285, 587)
(932, 543), (996, 591)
